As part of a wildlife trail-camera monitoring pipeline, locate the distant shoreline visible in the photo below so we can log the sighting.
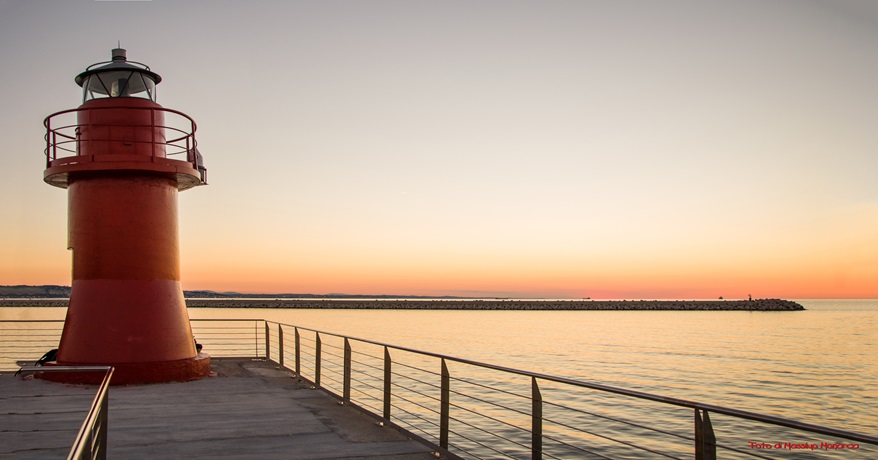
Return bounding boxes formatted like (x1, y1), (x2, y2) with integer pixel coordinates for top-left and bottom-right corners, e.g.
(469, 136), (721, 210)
(1, 298), (805, 311)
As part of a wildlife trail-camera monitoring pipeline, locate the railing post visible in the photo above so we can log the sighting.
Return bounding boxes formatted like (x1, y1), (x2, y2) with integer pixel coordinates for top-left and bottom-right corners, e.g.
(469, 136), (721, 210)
(75, 126), (81, 156)
(695, 409), (717, 460)
(51, 131), (57, 165)
(695, 408), (703, 459)
(151, 108), (156, 157)
(532, 377), (542, 460)
(294, 327), (301, 377)
(315, 332), (322, 387)
(343, 338), (352, 403)
(84, 430), (94, 460)
(98, 391), (108, 460)
(278, 324), (284, 368)
(383, 346), (392, 420)
(440, 358), (450, 449)
(264, 322), (270, 360)
(45, 117), (51, 167)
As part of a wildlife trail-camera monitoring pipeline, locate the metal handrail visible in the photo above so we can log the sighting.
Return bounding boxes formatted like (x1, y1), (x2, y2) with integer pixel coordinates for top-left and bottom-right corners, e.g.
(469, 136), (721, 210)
(0, 320), (65, 371)
(189, 318), (267, 359)
(16, 366), (114, 460)
(43, 105), (199, 169)
(275, 321), (874, 442)
(266, 320), (878, 459)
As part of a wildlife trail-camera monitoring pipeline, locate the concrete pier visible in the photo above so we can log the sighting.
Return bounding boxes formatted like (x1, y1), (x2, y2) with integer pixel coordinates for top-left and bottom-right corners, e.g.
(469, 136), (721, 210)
(0, 359), (436, 459)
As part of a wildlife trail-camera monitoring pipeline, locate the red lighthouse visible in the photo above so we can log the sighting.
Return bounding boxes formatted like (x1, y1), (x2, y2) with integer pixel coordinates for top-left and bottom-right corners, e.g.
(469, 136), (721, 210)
(42, 49), (210, 384)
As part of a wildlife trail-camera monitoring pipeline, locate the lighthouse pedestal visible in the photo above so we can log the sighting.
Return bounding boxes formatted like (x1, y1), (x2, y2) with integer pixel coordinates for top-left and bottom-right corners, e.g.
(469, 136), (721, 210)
(41, 355), (211, 385)
(44, 279), (213, 385)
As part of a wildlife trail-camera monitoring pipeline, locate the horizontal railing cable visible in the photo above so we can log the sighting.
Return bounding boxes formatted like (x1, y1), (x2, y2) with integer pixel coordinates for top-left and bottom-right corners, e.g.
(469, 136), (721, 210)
(388, 388), (441, 416)
(446, 426), (520, 459)
(392, 381), (439, 401)
(390, 369), (442, 390)
(447, 398), (530, 435)
(349, 375), (383, 394)
(540, 432), (615, 460)
(349, 384), (382, 401)
(449, 387), (531, 419)
(542, 399), (691, 441)
(445, 439), (489, 460)
(349, 358), (384, 373)
(450, 374), (530, 401)
(446, 410), (531, 450)
(713, 442), (775, 459)
(542, 414), (683, 460)
(350, 348), (384, 361)
(351, 397), (383, 416)
(538, 451), (564, 460)
(321, 350), (344, 360)
(390, 359), (439, 377)
(389, 403), (442, 432)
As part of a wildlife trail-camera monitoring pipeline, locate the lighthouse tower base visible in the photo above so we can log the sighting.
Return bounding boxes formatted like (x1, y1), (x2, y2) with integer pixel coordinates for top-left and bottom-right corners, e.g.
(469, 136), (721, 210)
(38, 277), (213, 385)
(36, 353), (210, 385)
(39, 354), (211, 385)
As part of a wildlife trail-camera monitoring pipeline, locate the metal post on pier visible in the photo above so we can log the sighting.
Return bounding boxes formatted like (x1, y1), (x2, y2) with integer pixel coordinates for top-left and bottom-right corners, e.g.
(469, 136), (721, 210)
(532, 377), (543, 460)
(343, 338), (352, 403)
(96, 388), (109, 460)
(695, 409), (716, 460)
(294, 327), (301, 377)
(278, 324), (284, 368)
(440, 359), (450, 449)
(383, 346), (392, 420)
(315, 332), (322, 388)
(264, 322), (270, 360)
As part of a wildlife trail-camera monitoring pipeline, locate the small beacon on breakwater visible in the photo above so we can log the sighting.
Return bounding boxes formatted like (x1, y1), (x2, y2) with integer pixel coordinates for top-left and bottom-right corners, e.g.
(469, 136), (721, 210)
(41, 48), (210, 384)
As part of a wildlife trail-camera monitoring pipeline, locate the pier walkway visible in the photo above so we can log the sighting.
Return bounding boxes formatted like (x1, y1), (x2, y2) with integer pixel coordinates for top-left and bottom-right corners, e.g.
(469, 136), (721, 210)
(0, 358), (436, 459)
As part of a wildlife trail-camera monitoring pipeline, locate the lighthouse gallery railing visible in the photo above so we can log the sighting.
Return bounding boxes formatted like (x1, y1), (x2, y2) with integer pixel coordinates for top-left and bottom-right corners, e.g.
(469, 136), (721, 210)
(3, 318), (877, 459)
(43, 105), (200, 170)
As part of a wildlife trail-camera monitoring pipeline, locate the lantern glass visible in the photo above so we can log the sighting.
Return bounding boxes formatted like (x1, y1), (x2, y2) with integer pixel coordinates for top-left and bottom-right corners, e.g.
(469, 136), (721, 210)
(82, 71), (157, 102)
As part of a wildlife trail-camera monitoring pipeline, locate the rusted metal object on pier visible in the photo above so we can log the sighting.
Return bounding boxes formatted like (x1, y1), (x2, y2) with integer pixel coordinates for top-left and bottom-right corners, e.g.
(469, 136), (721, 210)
(41, 48), (209, 384)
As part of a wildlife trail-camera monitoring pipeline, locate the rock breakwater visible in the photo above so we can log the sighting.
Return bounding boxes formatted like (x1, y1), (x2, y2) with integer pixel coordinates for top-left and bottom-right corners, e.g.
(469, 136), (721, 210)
(183, 298), (804, 311)
(1, 298), (805, 311)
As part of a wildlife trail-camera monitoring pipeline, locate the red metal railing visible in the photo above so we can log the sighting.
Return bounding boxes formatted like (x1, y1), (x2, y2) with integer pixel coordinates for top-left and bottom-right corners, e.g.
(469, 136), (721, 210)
(43, 105), (200, 171)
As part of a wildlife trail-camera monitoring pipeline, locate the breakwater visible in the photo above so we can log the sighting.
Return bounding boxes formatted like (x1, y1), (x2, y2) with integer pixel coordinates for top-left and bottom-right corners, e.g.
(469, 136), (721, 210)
(184, 298), (804, 310)
(1, 298), (805, 310)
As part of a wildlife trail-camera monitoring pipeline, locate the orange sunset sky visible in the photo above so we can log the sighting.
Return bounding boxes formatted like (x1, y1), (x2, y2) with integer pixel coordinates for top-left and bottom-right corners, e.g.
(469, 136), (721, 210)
(1, 1), (876, 299)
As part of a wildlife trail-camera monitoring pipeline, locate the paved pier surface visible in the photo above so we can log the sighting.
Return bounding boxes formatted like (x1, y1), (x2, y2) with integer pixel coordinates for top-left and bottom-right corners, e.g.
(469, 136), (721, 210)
(0, 359), (436, 459)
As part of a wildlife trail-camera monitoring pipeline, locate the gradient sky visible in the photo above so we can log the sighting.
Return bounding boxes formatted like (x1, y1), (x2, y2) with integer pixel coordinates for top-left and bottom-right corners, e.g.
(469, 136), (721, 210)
(1, 0), (876, 298)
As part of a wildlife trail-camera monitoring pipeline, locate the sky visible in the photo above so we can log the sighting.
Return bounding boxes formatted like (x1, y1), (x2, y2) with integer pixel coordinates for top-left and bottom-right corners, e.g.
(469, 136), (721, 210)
(1, 0), (876, 299)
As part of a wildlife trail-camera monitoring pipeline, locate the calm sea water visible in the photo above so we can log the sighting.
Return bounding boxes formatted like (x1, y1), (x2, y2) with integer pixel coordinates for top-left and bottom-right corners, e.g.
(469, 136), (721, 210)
(3, 299), (876, 457)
